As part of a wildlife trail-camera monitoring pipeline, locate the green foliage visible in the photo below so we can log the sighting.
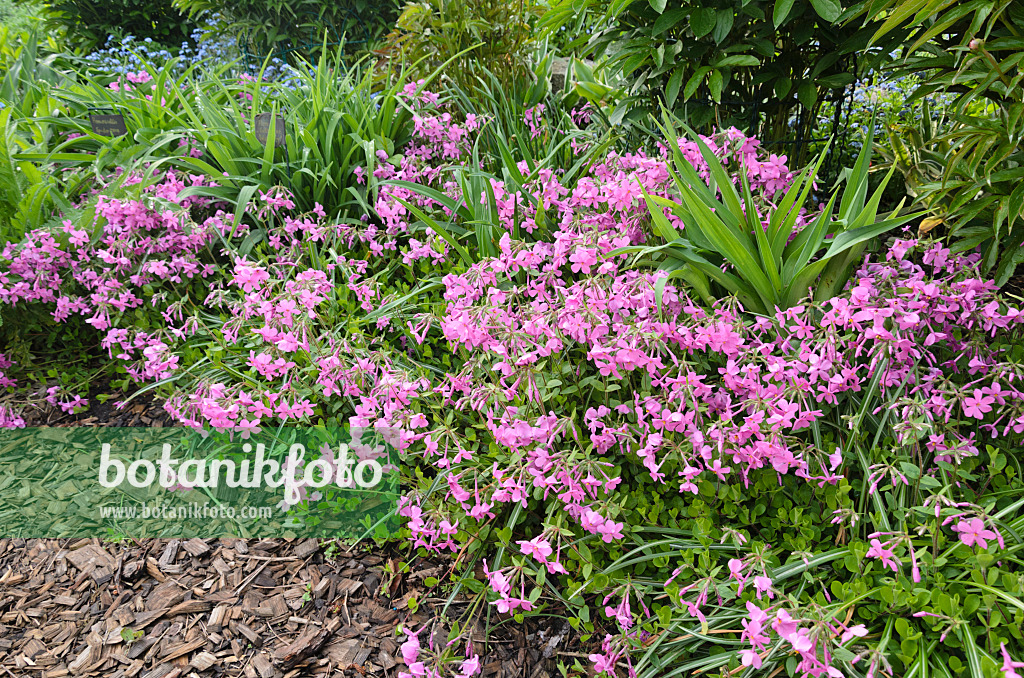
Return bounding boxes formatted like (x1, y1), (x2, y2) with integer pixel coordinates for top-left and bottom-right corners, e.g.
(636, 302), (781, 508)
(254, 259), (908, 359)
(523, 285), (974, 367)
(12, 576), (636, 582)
(0, 32), (82, 240)
(173, 0), (398, 63)
(623, 113), (918, 314)
(381, 0), (540, 93)
(539, 0), (905, 158)
(448, 48), (607, 177)
(150, 50), (416, 219)
(0, 53), (222, 236)
(857, 0), (1024, 285)
(35, 0), (192, 51)
(0, 0), (44, 33)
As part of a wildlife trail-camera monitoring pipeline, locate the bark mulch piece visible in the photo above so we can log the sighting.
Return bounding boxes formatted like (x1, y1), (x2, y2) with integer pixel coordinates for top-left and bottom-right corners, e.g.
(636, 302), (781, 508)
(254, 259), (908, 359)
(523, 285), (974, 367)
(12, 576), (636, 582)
(0, 538), (571, 678)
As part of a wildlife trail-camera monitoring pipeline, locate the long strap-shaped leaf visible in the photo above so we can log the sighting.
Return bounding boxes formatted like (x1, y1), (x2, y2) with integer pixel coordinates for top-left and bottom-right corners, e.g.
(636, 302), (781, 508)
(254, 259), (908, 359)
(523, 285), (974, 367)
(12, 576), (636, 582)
(638, 180), (681, 241)
(847, 163), (900, 230)
(783, 191), (839, 285)
(676, 182), (776, 312)
(741, 163), (783, 297)
(838, 110), (877, 221)
(680, 121), (748, 225)
(658, 115), (744, 231)
(769, 145), (830, 255)
(659, 241), (764, 312)
(385, 179), (470, 221)
(820, 212), (922, 260)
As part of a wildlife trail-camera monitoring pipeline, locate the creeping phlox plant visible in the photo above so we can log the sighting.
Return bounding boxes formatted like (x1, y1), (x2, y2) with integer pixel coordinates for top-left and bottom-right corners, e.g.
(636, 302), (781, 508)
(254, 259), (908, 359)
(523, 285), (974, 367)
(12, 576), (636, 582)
(3, 81), (1024, 676)
(0, 169), (237, 417)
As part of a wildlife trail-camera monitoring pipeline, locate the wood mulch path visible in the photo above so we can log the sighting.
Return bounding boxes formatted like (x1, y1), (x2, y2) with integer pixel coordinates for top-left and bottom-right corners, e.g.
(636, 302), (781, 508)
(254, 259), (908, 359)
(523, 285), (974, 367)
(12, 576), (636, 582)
(0, 393), (580, 678)
(0, 537), (570, 678)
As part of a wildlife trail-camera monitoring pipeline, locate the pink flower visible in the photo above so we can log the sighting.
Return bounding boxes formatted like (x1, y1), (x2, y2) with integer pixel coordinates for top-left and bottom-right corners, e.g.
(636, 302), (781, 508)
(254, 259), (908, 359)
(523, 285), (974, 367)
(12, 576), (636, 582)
(841, 624), (868, 644)
(568, 248), (599, 274)
(728, 558), (746, 593)
(399, 629), (420, 664)
(953, 518), (998, 549)
(597, 520), (624, 543)
(456, 655), (481, 678)
(516, 536), (554, 563)
(753, 575), (774, 599)
(740, 649), (762, 668)
(589, 651), (617, 675)
(962, 389), (995, 419)
(1001, 643), (1024, 678)
(865, 538), (899, 572)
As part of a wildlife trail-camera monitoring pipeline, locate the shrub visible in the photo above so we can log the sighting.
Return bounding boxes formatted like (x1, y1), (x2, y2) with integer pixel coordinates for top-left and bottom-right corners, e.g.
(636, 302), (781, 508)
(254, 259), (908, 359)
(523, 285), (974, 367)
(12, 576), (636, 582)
(853, 0), (1024, 285)
(538, 0), (910, 153)
(36, 0), (193, 51)
(380, 0), (540, 93)
(0, 166), (229, 418)
(173, 0), (399, 67)
(92, 110), (1024, 678)
(5, 40), (1024, 678)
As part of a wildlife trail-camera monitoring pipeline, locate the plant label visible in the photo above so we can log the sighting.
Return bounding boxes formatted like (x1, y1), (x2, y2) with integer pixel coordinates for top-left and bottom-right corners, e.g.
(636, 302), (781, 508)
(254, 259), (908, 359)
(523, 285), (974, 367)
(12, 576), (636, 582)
(89, 114), (128, 137)
(255, 113), (286, 147)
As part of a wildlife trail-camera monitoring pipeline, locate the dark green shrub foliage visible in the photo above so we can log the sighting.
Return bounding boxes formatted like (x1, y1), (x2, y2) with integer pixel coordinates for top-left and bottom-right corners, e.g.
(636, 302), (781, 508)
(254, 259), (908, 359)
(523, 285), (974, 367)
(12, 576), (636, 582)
(173, 0), (399, 64)
(540, 0), (909, 161)
(856, 0), (1024, 285)
(38, 0), (192, 50)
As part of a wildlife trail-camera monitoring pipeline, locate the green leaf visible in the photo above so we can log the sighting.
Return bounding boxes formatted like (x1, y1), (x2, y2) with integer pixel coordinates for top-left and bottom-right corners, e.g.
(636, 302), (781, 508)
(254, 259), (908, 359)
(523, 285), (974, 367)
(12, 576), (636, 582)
(653, 8), (688, 35)
(809, 0), (842, 22)
(666, 67), (686, 107)
(654, 264), (689, 315)
(390, 195), (475, 267)
(744, 169), (783, 294)
(684, 67), (712, 100)
(715, 55), (760, 68)
(649, 0), (667, 13)
(838, 111), (876, 221)
(797, 81), (817, 109)
(674, 185), (775, 312)
(690, 8), (716, 38)
(774, 76), (793, 99)
(713, 9), (734, 43)
(639, 182), (681, 241)
(535, 197), (547, 232)
(774, 0), (797, 26)
(708, 70), (724, 102)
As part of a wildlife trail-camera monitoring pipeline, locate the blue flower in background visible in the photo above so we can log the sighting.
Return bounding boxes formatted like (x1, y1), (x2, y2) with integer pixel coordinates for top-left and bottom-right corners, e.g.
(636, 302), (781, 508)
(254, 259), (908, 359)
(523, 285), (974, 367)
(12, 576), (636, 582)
(79, 15), (334, 90)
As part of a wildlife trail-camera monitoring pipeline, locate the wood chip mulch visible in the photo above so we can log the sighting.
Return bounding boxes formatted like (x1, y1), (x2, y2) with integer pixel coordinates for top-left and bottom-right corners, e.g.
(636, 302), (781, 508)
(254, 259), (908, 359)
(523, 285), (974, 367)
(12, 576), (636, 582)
(1, 394), (581, 677)
(0, 538), (573, 678)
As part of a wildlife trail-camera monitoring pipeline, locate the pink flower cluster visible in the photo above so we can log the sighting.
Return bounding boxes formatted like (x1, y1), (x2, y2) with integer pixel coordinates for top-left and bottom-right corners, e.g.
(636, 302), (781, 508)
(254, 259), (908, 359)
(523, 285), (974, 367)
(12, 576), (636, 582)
(398, 625), (480, 678)
(369, 98), (803, 265)
(15, 85), (1019, 675)
(734, 601), (867, 675)
(0, 170), (231, 420)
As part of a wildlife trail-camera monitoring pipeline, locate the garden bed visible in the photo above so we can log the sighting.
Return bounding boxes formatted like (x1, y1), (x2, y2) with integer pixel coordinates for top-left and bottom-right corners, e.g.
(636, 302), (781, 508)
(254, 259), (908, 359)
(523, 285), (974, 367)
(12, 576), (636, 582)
(4, 0), (1024, 675)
